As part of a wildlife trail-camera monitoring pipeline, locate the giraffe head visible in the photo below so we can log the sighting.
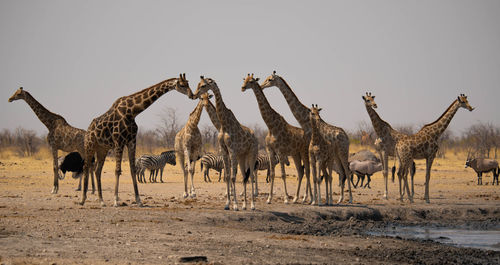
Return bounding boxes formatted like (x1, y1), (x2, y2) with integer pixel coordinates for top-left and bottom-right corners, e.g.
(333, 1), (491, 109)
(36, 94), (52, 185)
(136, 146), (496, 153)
(260, 70), (280, 90)
(192, 76), (217, 99)
(457, 94), (474, 111)
(171, 73), (193, 98)
(8, 87), (27, 102)
(200, 92), (213, 106)
(362, 92), (377, 109)
(309, 104), (323, 125)
(241, 73), (260, 92)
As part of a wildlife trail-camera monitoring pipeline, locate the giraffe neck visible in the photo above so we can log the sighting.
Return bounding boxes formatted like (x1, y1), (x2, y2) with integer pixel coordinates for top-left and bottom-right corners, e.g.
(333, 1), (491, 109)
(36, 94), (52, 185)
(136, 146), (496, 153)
(22, 91), (65, 130)
(276, 77), (311, 134)
(310, 117), (322, 144)
(210, 85), (237, 132)
(187, 100), (204, 130)
(419, 100), (460, 139)
(250, 85), (284, 133)
(204, 100), (221, 130)
(125, 78), (177, 118)
(365, 104), (395, 139)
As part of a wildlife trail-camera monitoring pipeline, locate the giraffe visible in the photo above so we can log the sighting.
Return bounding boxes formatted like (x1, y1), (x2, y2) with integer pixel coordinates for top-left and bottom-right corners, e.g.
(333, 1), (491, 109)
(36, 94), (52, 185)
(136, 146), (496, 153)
(309, 104), (335, 206)
(261, 71), (352, 204)
(192, 76), (258, 211)
(174, 97), (203, 198)
(200, 93), (221, 131)
(396, 94), (474, 203)
(241, 73), (311, 204)
(362, 92), (408, 199)
(79, 74), (192, 207)
(8, 87), (95, 194)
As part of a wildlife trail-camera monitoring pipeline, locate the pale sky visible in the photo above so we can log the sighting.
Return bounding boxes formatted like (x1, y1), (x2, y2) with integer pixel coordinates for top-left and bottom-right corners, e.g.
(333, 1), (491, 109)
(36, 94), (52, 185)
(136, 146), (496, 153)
(1, 0), (499, 138)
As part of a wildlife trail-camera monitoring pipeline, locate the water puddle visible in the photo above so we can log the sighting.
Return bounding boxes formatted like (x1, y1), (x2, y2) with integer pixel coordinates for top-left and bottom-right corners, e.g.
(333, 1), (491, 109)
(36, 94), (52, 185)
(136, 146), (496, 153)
(368, 226), (500, 251)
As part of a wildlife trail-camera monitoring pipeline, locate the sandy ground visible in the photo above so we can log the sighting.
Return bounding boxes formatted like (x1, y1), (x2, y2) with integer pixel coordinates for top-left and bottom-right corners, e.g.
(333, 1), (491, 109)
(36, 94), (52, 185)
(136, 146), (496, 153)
(0, 151), (499, 264)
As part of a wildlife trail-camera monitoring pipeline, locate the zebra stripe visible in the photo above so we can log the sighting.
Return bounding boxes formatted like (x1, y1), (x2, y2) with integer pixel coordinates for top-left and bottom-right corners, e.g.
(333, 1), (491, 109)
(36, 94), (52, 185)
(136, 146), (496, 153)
(255, 153), (290, 183)
(136, 150), (176, 183)
(200, 153), (225, 182)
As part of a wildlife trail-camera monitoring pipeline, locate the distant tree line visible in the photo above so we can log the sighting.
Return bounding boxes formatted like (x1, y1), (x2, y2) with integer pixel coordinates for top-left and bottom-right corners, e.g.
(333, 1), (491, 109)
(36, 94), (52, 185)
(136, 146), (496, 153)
(1, 118), (499, 160)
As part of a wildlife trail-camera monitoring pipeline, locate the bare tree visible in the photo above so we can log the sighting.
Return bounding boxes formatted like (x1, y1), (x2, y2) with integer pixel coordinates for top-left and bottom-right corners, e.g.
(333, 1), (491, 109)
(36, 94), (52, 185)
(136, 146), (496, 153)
(355, 121), (375, 146)
(137, 129), (161, 153)
(200, 124), (218, 152)
(156, 107), (182, 148)
(14, 127), (40, 156)
(464, 122), (497, 158)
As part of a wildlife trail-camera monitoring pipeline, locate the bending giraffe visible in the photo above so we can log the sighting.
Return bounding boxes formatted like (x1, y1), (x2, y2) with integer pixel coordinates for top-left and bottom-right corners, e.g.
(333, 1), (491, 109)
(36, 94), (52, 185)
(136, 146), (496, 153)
(192, 76), (258, 211)
(261, 71), (352, 204)
(8, 87), (95, 194)
(79, 74), (192, 207)
(396, 94), (474, 203)
(242, 74), (310, 204)
(175, 96), (203, 198)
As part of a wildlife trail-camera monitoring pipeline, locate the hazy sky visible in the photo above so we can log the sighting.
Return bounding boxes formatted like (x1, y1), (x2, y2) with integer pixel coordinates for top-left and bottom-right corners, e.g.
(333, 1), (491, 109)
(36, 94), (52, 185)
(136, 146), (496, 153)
(1, 0), (499, 138)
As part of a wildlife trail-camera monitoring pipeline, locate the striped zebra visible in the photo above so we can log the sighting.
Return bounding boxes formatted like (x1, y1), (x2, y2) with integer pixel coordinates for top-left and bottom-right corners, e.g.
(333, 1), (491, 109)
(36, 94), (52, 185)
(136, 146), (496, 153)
(136, 150), (176, 183)
(255, 152), (290, 183)
(200, 153), (225, 182)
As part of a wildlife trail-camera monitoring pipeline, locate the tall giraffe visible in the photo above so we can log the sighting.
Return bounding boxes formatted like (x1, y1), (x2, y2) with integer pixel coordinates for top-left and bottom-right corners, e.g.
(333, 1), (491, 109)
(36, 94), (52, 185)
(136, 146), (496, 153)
(192, 76), (258, 211)
(396, 94), (474, 203)
(362, 92), (407, 198)
(261, 71), (352, 204)
(309, 104), (335, 206)
(242, 74), (311, 204)
(8, 87), (95, 194)
(175, 97), (203, 198)
(79, 74), (192, 207)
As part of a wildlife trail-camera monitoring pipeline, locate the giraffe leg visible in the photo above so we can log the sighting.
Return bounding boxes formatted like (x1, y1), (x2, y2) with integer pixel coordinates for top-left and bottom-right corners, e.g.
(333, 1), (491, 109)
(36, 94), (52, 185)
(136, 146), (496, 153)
(304, 156), (313, 204)
(322, 167), (330, 205)
(291, 155), (303, 203)
(178, 153), (188, 198)
(403, 166), (412, 203)
(383, 152), (389, 199)
(397, 164), (405, 202)
(309, 155), (318, 206)
(127, 141), (142, 207)
(51, 147), (59, 194)
(112, 147), (124, 207)
(189, 160), (196, 198)
(239, 161), (248, 210)
(230, 154), (239, 211)
(316, 161), (323, 206)
(424, 156), (435, 203)
(280, 160), (289, 204)
(266, 149), (277, 204)
(223, 157), (231, 210)
(94, 155), (106, 206)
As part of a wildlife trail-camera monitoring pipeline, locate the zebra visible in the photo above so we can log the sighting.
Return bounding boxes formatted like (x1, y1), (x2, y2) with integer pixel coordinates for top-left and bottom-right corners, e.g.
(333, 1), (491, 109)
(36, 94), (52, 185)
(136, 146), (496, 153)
(136, 151), (176, 183)
(255, 152), (290, 183)
(200, 153), (225, 182)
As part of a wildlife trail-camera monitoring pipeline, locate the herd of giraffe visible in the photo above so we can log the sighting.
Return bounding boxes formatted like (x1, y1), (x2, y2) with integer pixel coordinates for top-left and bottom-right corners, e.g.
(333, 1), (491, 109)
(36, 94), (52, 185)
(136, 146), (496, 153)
(8, 71), (475, 210)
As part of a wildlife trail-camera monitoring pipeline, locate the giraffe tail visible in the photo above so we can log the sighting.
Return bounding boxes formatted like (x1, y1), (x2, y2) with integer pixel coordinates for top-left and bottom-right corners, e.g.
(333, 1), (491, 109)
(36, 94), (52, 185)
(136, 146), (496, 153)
(391, 166), (396, 182)
(201, 162), (203, 171)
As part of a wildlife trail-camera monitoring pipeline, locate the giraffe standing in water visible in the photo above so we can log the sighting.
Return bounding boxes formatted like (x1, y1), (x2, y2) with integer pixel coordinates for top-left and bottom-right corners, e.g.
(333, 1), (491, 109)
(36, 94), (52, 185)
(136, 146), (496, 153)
(79, 74), (192, 207)
(396, 94), (474, 203)
(242, 74), (310, 204)
(192, 76), (258, 211)
(8, 87), (95, 194)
